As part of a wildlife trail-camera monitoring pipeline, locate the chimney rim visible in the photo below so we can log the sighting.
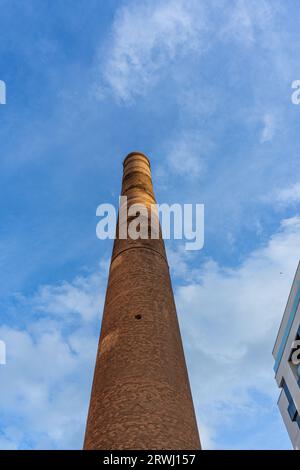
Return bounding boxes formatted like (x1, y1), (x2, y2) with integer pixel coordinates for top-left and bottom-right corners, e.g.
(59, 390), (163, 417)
(123, 152), (151, 167)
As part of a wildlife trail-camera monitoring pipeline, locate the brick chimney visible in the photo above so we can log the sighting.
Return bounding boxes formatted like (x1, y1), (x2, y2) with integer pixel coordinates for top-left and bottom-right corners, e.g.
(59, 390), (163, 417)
(83, 152), (201, 450)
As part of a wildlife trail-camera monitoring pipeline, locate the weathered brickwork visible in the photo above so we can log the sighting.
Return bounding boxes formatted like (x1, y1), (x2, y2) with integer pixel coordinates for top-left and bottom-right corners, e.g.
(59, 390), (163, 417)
(83, 152), (201, 450)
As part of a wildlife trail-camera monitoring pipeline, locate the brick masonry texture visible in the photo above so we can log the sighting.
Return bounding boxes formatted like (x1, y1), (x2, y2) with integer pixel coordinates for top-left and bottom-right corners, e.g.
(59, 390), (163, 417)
(83, 152), (201, 450)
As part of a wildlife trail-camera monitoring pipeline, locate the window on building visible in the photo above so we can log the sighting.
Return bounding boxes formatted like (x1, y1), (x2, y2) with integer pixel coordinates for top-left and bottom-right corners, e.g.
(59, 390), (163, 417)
(282, 379), (300, 429)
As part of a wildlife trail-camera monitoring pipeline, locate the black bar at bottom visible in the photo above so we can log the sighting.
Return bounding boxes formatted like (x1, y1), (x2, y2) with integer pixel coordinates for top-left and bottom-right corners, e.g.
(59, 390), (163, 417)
(0, 450), (297, 466)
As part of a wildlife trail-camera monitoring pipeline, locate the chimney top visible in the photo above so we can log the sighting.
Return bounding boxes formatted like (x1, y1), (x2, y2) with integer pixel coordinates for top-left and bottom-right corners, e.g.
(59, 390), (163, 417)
(123, 152), (150, 167)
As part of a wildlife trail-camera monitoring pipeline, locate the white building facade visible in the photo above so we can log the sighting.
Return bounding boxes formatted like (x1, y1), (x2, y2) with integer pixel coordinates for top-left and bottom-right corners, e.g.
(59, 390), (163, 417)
(273, 262), (300, 449)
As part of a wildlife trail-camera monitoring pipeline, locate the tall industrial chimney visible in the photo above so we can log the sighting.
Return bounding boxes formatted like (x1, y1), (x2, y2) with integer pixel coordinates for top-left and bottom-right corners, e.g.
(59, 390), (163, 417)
(84, 152), (201, 450)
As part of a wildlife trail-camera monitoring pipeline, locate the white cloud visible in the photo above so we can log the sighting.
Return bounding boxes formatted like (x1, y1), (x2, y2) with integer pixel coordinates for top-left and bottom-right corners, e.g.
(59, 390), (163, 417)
(97, 0), (279, 103)
(166, 131), (211, 178)
(221, 0), (275, 45)
(0, 326), (92, 449)
(174, 216), (300, 448)
(0, 268), (106, 449)
(99, 0), (207, 102)
(260, 112), (277, 143)
(277, 182), (300, 206)
(31, 271), (104, 322)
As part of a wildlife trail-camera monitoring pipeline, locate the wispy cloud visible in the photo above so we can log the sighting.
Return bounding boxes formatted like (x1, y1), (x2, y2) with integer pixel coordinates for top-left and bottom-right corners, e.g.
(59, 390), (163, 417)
(221, 0), (275, 45)
(97, 0), (279, 103)
(277, 182), (300, 206)
(31, 272), (104, 322)
(175, 216), (300, 448)
(0, 267), (106, 449)
(165, 131), (212, 178)
(98, 0), (208, 102)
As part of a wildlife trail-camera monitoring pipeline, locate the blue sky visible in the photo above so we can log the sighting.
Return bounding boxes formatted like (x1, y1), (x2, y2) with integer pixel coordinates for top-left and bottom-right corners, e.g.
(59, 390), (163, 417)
(0, 0), (300, 449)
